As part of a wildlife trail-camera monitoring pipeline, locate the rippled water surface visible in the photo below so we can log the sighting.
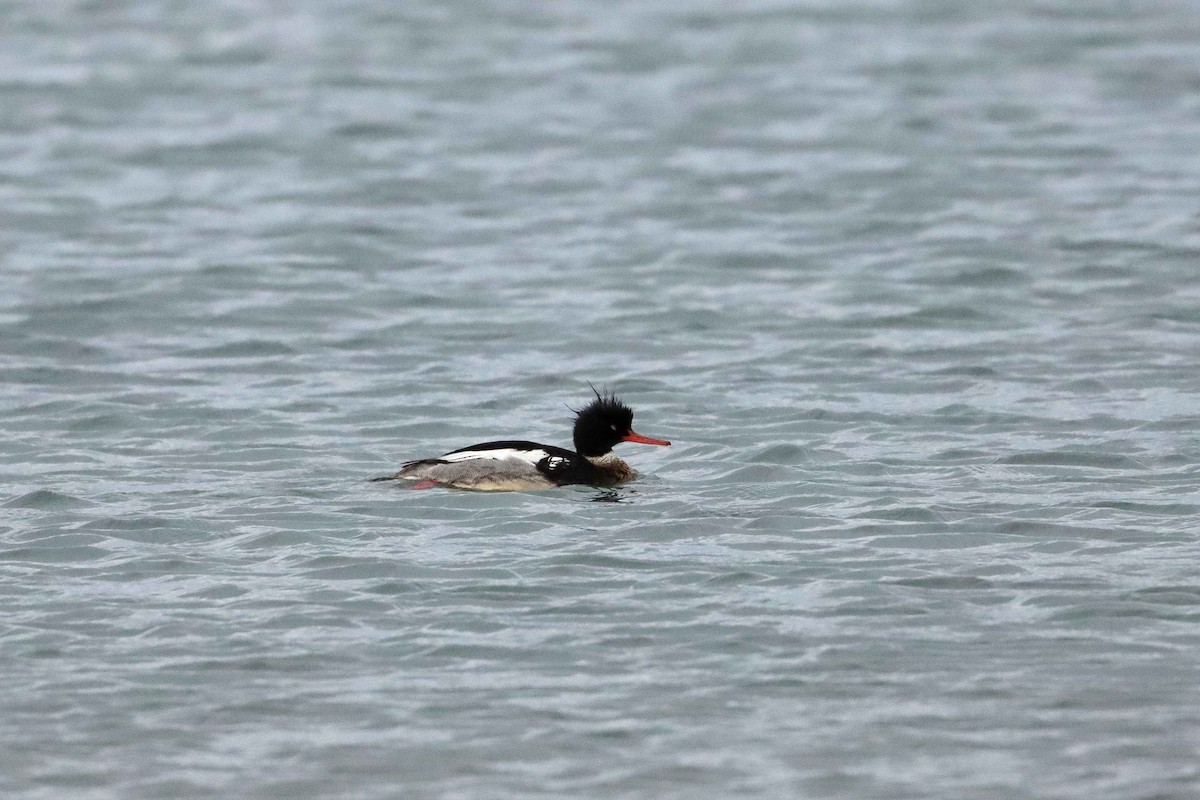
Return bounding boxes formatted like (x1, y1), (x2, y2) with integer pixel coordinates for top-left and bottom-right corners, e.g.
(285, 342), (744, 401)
(4, 1), (1200, 798)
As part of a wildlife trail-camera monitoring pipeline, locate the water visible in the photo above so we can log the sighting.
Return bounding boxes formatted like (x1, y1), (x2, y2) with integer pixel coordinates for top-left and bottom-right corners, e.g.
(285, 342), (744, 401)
(3, 1), (1200, 797)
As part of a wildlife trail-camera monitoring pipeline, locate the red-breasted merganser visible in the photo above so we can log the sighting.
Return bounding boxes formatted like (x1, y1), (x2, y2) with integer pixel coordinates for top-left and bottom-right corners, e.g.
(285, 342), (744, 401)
(373, 391), (670, 491)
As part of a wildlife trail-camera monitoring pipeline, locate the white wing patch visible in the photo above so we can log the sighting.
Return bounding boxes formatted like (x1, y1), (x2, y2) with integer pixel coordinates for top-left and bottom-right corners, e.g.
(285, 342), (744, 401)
(544, 455), (568, 471)
(439, 448), (550, 466)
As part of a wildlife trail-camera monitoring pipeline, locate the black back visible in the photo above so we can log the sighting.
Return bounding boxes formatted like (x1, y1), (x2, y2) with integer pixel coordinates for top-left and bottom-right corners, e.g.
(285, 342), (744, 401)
(440, 440), (603, 486)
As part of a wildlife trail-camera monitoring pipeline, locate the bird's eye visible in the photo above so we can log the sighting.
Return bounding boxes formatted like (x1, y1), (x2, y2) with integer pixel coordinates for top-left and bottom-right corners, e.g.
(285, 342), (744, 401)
(610, 424), (618, 431)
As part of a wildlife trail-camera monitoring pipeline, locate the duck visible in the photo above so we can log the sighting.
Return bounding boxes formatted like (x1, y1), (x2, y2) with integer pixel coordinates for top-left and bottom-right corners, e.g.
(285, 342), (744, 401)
(373, 390), (670, 491)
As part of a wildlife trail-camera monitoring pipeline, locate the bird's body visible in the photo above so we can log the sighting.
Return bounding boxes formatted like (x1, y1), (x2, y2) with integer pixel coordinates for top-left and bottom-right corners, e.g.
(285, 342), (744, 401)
(373, 392), (669, 491)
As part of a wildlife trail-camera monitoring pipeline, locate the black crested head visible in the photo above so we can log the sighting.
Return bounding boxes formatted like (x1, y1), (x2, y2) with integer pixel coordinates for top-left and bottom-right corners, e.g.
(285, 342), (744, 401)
(572, 389), (634, 457)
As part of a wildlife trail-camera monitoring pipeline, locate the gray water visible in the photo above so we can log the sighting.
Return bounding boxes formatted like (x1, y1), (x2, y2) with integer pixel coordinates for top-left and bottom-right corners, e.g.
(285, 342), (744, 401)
(3, 1), (1200, 798)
